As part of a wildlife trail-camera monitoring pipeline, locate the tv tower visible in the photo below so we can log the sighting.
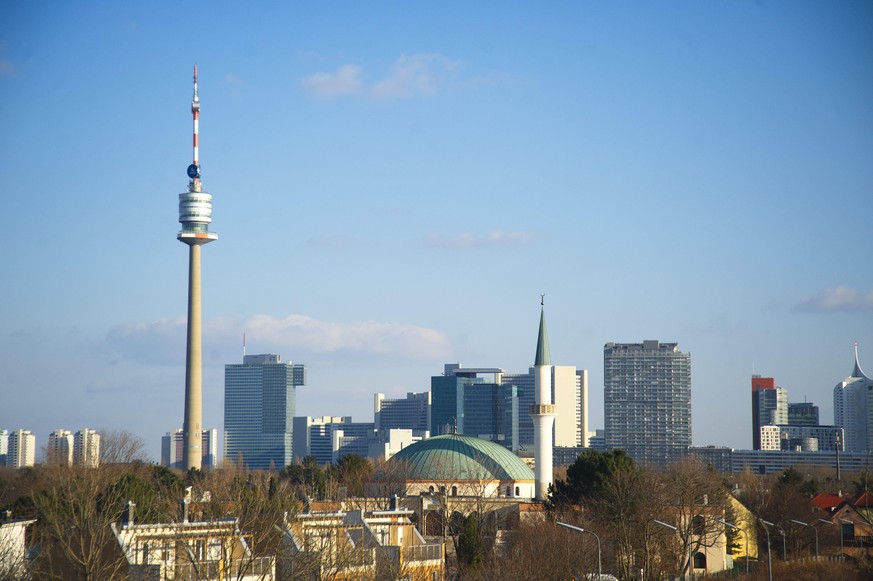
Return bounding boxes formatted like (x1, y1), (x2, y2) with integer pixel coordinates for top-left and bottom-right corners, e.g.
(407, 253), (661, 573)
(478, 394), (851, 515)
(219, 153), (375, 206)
(178, 65), (217, 471)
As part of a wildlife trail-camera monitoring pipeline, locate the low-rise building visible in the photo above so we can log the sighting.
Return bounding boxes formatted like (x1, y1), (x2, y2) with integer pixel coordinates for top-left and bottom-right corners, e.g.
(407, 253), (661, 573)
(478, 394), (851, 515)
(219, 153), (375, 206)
(112, 510), (274, 580)
(282, 508), (444, 581)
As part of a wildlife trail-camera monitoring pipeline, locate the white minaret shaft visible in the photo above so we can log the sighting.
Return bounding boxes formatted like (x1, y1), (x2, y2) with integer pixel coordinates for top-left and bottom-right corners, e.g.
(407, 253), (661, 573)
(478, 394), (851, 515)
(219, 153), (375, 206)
(531, 299), (555, 500)
(178, 66), (217, 472)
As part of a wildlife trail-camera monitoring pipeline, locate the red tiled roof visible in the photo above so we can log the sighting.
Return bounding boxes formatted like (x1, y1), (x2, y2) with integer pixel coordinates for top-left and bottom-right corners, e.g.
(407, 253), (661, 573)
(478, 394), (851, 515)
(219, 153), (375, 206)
(811, 493), (842, 511)
(851, 491), (873, 508)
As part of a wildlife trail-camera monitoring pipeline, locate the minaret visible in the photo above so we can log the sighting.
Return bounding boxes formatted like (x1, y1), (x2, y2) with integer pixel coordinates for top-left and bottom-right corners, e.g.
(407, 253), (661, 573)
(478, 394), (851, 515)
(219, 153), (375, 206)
(530, 296), (555, 500)
(178, 65), (217, 471)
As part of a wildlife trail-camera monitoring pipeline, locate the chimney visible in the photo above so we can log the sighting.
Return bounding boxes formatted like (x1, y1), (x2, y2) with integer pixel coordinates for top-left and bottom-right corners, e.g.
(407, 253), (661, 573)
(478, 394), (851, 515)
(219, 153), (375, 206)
(390, 494), (398, 511)
(180, 497), (190, 523)
(123, 501), (136, 526)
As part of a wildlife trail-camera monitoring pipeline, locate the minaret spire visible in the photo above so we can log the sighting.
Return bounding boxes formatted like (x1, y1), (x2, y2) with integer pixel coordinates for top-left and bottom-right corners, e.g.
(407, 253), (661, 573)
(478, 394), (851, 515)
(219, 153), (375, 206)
(535, 298), (551, 367)
(530, 296), (556, 500)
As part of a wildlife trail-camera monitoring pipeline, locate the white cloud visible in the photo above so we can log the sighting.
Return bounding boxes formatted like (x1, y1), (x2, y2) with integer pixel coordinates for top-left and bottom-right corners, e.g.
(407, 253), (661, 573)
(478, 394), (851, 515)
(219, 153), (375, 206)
(224, 73), (245, 100)
(242, 314), (451, 358)
(793, 286), (873, 313)
(300, 64), (363, 100)
(370, 53), (458, 100)
(106, 316), (187, 365)
(426, 230), (535, 249)
(107, 313), (451, 364)
(300, 54), (460, 101)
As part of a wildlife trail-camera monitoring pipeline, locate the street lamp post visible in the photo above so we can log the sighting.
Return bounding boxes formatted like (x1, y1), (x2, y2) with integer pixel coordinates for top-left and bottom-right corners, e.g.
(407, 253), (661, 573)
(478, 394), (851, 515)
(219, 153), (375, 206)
(557, 521), (601, 581)
(759, 519), (774, 581)
(776, 524), (787, 561)
(789, 519), (818, 560)
(653, 519), (692, 581)
(717, 519), (749, 577)
(817, 518), (839, 559)
(839, 518), (853, 557)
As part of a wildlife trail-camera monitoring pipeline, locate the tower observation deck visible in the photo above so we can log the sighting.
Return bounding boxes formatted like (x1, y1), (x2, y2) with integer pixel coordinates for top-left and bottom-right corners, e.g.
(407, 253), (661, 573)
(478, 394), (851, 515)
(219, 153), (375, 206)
(178, 65), (217, 245)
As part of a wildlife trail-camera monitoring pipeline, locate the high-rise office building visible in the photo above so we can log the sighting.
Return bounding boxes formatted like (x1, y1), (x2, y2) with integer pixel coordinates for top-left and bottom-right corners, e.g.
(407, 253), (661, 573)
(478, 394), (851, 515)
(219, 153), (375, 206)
(162, 428), (218, 470)
(788, 402), (820, 427)
(177, 67), (218, 471)
(430, 365), (520, 451)
(0, 430), (8, 466)
(604, 340), (692, 467)
(292, 416), (375, 464)
(751, 376), (788, 450)
(502, 366), (588, 448)
(47, 429), (74, 466)
(224, 354), (305, 469)
(833, 344), (873, 453)
(8, 430), (35, 469)
(73, 429), (101, 467)
(374, 392), (430, 435)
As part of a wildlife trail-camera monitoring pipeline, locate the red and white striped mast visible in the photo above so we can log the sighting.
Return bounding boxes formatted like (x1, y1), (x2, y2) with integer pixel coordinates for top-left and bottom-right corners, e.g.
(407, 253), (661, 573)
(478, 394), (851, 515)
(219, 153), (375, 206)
(191, 65), (201, 183)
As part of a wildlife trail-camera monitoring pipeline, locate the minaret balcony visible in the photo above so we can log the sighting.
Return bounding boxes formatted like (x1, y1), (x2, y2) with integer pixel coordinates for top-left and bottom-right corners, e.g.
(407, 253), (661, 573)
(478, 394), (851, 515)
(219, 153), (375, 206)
(530, 404), (556, 415)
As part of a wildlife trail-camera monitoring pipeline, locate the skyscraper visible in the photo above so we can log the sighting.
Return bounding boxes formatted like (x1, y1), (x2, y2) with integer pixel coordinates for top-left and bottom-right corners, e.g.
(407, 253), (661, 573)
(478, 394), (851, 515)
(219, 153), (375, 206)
(0, 430), (7, 466)
(430, 365), (520, 451)
(47, 429), (73, 465)
(833, 343), (873, 453)
(224, 354), (305, 469)
(178, 66), (218, 471)
(751, 376), (788, 450)
(73, 429), (101, 467)
(8, 430), (35, 469)
(787, 402), (820, 427)
(604, 340), (691, 467)
(374, 392), (430, 435)
(502, 366), (588, 448)
(162, 428), (218, 470)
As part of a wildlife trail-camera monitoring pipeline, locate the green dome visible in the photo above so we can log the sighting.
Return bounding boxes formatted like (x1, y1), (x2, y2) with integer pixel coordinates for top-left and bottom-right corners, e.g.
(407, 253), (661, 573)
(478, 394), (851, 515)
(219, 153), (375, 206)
(390, 434), (534, 482)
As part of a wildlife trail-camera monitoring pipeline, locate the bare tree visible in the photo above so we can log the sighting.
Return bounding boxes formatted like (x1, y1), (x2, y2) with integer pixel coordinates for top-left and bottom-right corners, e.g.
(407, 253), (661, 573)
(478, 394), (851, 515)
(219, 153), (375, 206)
(193, 467), (299, 580)
(653, 456), (728, 579)
(98, 429), (148, 465)
(29, 464), (130, 581)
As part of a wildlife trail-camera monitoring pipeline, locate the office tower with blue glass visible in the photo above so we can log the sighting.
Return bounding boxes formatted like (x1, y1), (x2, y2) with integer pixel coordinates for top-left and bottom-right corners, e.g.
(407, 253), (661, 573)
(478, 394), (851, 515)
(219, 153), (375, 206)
(224, 354), (305, 469)
(430, 364), (520, 452)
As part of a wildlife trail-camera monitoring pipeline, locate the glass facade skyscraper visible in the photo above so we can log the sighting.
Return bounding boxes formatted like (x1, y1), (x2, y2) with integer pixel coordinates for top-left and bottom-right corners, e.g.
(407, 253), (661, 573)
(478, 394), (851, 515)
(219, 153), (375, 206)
(224, 354), (305, 470)
(430, 365), (520, 452)
(604, 341), (691, 467)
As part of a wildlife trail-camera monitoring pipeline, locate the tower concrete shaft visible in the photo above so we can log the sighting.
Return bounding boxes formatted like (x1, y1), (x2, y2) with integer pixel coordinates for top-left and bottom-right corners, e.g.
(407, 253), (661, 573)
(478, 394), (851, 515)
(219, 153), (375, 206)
(530, 305), (555, 500)
(183, 243), (204, 470)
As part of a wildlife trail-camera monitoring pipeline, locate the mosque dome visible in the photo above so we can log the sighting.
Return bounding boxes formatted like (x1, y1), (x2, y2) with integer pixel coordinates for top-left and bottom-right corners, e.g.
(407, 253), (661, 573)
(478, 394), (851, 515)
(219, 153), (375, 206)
(389, 434), (534, 482)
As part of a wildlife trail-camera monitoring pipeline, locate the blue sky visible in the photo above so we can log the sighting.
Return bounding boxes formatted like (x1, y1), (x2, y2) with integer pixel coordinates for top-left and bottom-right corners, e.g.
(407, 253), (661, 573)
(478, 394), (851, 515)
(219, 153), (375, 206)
(1, 1), (871, 462)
